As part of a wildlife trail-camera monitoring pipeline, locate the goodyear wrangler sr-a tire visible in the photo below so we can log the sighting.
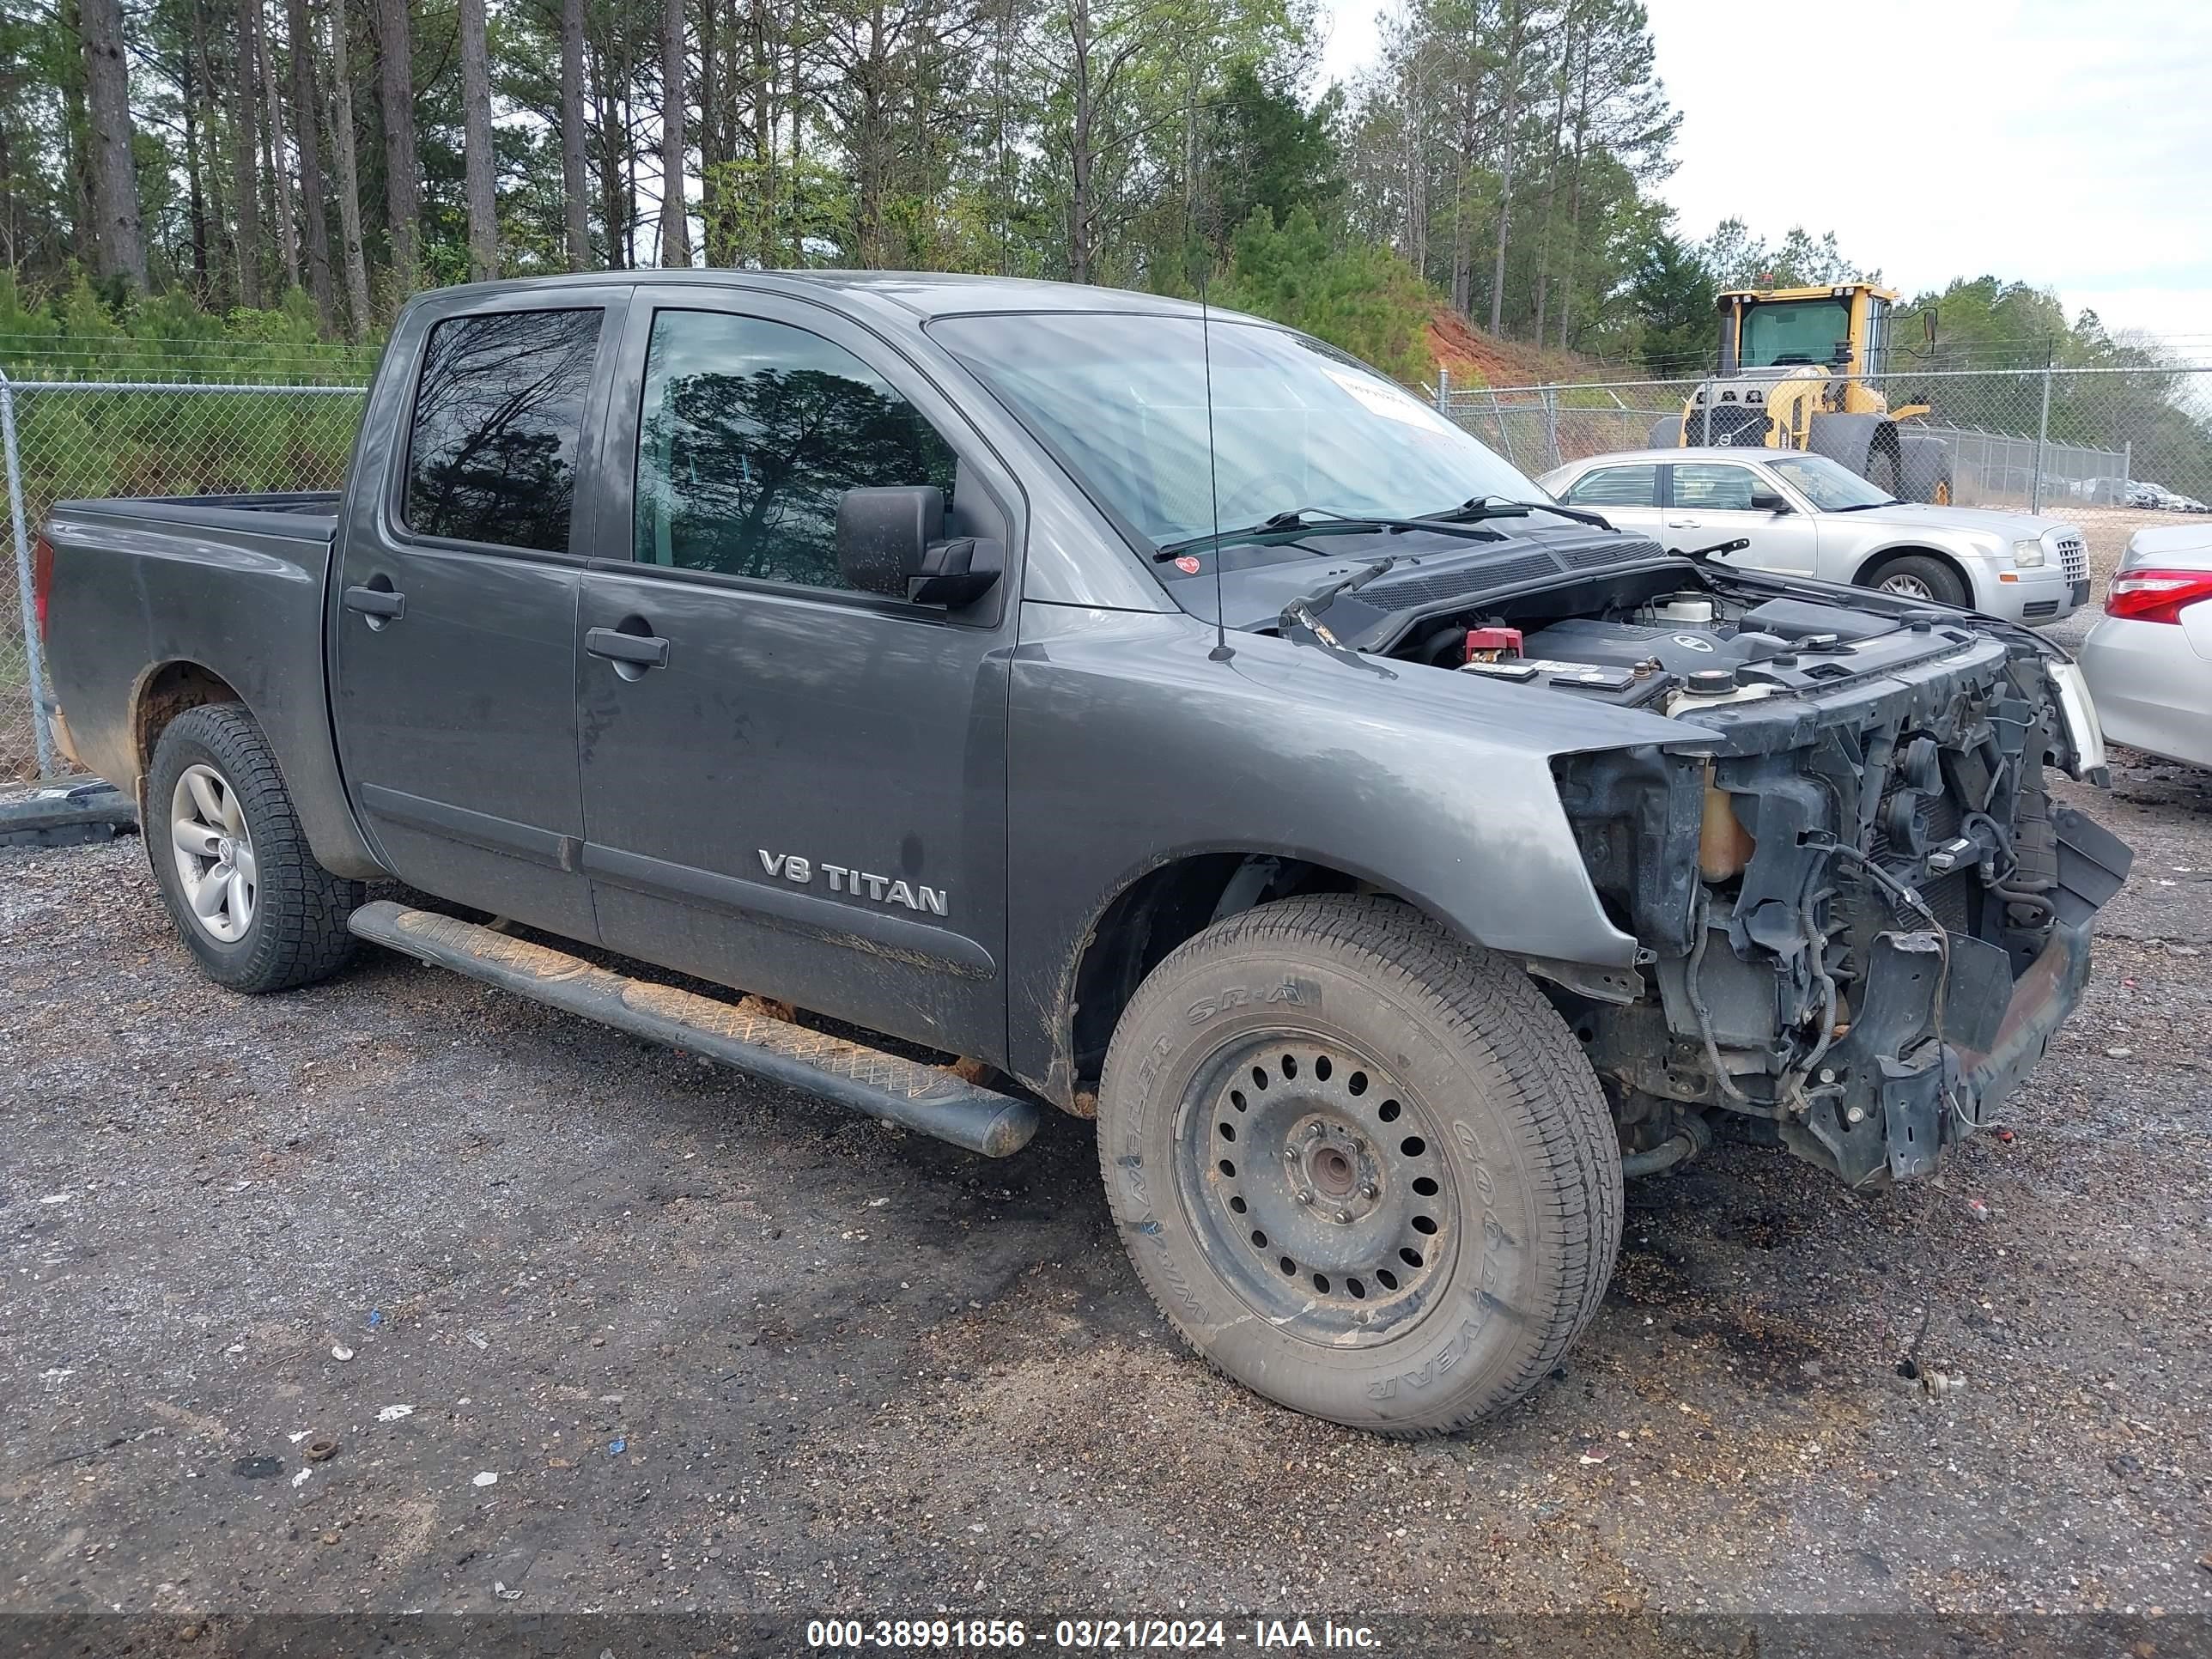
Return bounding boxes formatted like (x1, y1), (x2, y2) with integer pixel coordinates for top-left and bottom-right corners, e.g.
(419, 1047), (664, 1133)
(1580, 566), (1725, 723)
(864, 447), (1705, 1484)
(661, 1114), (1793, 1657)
(1097, 895), (1622, 1435)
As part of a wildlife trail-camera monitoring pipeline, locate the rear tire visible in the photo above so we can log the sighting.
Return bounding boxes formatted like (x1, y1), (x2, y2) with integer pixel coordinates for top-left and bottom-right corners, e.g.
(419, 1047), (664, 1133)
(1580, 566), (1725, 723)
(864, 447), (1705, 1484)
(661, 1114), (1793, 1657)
(146, 702), (362, 993)
(1863, 551), (1969, 608)
(1867, 441), (1903, 498)
(1096, 894), (1621, 1436)
(1899, 434), (1954, 506)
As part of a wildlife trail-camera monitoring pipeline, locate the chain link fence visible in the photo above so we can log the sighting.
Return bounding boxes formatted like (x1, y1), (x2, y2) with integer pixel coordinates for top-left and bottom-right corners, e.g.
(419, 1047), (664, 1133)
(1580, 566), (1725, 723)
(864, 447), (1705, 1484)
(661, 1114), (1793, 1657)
(4, 362), (2209, 781)
(0, 375), (368, 781)
(1435, 363), (2212, 517)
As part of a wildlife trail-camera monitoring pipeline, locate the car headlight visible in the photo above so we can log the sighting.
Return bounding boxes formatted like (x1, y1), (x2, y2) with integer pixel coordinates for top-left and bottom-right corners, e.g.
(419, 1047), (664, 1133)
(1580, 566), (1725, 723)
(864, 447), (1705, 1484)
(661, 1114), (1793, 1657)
(2012, 538), (2046, 568)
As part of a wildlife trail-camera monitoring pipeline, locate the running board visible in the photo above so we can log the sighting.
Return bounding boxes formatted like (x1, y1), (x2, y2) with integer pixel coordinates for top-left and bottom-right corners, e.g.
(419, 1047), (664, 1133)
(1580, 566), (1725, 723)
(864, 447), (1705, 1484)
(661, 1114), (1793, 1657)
(346, 901), (1039, 1158)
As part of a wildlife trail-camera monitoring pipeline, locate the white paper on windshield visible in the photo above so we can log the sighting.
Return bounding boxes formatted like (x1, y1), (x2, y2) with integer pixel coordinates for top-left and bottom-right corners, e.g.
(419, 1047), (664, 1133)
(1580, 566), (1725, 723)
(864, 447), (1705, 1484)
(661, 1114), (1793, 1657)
(1322, 367), (1455, 434)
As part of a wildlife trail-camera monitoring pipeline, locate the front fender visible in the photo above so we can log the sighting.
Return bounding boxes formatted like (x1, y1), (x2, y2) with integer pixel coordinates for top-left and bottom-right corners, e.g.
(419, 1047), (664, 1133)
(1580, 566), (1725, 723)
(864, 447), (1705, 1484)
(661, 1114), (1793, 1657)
(1003, 603), (1703, 1086)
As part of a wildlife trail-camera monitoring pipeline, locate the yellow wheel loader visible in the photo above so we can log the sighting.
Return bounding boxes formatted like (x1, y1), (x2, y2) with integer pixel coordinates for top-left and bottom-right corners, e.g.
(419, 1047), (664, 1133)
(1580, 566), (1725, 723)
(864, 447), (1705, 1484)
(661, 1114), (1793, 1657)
(1652, 281), (1954, 505)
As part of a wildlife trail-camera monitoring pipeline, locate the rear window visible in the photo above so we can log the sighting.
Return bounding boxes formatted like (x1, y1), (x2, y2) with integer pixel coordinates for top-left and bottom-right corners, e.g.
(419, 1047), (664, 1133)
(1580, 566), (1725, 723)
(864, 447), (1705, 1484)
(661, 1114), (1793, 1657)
(1559, 464), (1657, 507)
(403, 308), (603, 553)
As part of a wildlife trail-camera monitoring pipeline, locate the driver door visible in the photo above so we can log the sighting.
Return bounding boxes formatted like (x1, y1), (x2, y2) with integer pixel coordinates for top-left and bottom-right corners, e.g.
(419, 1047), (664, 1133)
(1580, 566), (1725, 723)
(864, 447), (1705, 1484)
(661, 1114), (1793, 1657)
(1665, 460), (1821, 575)
(571, 294), (1023, 1060)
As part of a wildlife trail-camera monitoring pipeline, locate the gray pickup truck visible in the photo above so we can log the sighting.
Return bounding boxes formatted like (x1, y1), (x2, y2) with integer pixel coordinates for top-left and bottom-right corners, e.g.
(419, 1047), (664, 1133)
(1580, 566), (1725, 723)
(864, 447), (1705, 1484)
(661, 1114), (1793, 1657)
(37, 271), (2130, 1436)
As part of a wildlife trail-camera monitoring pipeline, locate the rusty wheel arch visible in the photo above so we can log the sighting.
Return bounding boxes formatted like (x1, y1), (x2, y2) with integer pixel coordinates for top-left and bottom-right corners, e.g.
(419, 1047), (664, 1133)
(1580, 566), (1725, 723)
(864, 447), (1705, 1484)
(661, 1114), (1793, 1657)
(129, 661), (245, 815)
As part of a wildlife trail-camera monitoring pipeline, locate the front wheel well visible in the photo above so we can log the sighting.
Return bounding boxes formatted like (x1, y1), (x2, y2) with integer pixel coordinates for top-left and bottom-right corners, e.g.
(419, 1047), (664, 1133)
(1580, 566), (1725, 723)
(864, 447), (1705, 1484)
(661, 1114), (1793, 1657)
(1852, 544), (1973, 599)
(1065, 854), (1440, 1099)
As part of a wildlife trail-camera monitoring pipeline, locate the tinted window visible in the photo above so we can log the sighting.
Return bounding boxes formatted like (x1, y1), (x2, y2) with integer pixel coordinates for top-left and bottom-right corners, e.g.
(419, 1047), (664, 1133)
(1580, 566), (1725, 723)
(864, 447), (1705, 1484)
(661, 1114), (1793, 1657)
(404, 309), (603, 552)
(1560, 465), (1658, 507)
(634, 310), (957, 589)
(1672, 464), (1756, 511)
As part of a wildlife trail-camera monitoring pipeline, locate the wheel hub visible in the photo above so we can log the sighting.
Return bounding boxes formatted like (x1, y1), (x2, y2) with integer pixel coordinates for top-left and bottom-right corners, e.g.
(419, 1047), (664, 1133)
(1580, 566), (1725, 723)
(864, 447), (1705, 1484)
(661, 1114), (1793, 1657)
(169, 763), (258, 945)
(1182, 1036), (1457, 1342)
(1286, 1115), (1382, 1222)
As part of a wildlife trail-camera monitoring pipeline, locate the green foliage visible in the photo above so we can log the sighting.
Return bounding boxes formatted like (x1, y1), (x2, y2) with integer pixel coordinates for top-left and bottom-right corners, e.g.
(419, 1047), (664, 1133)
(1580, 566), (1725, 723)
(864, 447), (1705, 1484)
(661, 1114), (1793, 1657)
(1698, 218), (1866, 290)
(1630, 230), (1715, 374)
(0, 272), (381, 383)
(1212, 207), (1433, 385)
(1206, 64), (1345, 243)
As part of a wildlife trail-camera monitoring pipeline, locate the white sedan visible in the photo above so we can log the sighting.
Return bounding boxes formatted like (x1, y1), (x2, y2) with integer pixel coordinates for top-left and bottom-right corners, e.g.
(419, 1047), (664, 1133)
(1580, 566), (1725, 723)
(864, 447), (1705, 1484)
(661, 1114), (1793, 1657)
(1535, 447), (2089, 624)
(2077, 521), (2212, 769)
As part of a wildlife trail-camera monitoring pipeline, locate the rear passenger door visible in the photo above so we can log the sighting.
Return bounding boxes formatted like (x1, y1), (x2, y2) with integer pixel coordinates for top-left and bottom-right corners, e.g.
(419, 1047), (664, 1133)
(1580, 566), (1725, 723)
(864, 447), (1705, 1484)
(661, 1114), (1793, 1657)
(332, 290), (627, 939)
(1555, 463), (1663, 541)
(571, 295), (1022, 1060)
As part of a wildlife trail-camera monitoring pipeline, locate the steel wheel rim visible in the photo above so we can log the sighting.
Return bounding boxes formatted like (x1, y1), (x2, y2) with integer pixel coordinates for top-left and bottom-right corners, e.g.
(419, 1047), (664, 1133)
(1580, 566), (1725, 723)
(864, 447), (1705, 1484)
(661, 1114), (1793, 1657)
(1879, 572), (1936, 599)
(1175, 1032), (1462, 1346)
(170, 763), (258, 944)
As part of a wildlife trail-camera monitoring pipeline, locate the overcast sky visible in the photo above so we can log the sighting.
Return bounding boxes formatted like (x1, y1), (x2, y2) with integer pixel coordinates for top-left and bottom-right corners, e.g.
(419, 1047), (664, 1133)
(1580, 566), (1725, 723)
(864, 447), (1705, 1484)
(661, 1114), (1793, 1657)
(1315, 0), (2211, 356)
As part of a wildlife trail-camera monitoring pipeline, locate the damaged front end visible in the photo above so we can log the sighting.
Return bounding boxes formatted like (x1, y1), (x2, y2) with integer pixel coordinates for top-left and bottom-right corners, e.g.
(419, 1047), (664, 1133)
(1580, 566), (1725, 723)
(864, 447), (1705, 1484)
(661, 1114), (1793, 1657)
(1552, 599), (2131, 1187)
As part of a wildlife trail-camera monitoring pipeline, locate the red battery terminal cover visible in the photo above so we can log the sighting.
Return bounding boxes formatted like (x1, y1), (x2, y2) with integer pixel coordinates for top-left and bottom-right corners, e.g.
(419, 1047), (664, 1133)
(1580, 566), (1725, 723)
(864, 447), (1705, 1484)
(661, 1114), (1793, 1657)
(1464, 626), (1525, 663)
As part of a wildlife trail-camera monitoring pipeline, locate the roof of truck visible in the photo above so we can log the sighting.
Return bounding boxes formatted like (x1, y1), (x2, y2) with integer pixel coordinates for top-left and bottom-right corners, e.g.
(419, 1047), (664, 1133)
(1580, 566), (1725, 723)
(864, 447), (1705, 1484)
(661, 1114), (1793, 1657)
(410, 269), (1224, 324)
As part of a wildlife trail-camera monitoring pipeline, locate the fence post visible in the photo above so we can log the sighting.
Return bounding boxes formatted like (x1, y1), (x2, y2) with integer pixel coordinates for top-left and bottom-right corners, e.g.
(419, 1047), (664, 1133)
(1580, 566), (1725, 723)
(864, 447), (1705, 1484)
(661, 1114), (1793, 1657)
(2031, 361), (2052, 514)
(2122, 440), (2132, 495)
(0, 369), (55, 778)
(1436, 367), (1449, 415)
(1542, 386), (1560, 471)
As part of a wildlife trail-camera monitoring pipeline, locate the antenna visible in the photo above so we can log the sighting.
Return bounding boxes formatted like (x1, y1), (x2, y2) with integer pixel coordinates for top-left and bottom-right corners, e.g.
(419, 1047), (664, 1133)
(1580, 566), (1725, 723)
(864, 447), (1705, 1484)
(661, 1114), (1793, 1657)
(1199, 266), (1232, 663)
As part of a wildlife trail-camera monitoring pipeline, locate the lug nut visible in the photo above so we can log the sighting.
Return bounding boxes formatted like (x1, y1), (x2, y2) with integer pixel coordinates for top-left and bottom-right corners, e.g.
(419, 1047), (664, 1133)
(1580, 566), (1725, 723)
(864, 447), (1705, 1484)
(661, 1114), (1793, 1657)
(1334, 1207), (1352, 1224)
(1359, 1182), (1379, 1200)
(1295, 1188), (1314, 1206)
(1306, 1122), (1324, 1140)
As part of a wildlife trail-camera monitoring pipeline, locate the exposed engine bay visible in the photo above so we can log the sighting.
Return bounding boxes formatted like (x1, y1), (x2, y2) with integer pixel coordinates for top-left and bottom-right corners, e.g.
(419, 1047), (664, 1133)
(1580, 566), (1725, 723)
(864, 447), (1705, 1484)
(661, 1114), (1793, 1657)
(1355, 550), (2133, 1187)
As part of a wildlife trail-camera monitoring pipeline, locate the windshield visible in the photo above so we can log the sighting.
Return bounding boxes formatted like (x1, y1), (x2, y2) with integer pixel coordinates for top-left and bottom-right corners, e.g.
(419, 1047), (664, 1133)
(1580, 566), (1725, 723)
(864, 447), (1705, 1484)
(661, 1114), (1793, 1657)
(1768, 452), (1895, 509)
(1739, 299), (1849, 368)
(930, 312), (1551, 553)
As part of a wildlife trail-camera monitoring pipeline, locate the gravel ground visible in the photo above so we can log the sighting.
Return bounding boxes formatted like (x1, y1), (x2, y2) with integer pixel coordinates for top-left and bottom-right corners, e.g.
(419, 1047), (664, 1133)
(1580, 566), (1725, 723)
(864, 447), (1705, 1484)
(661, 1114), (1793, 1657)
(4, 530), (2209, 1638)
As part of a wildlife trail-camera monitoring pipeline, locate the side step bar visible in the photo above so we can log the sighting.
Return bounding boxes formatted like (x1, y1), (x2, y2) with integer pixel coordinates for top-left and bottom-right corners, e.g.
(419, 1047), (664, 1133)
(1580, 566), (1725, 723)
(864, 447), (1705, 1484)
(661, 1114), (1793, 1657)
(346, 901), (1039, 1158)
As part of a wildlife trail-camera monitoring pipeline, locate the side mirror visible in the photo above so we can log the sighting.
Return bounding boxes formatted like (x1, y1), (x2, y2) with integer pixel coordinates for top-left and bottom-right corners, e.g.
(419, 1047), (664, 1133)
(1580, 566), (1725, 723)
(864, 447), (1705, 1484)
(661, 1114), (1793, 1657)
(1749, 489), (1790, 514)
(836, 485), (1003, 607)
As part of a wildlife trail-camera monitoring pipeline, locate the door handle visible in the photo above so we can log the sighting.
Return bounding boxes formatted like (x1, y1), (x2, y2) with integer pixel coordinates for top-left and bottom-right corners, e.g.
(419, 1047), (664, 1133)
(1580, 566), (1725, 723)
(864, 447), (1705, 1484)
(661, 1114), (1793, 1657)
(343, 584), (404, 620)
(585, 627), (670, 669)
(1665, 518), (1700, 528)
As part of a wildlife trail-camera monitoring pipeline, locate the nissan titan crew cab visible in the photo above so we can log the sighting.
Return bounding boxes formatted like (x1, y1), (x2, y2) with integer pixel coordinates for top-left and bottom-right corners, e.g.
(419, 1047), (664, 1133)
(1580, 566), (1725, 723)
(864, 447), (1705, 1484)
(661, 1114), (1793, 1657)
(35, 273), (2130, 1436)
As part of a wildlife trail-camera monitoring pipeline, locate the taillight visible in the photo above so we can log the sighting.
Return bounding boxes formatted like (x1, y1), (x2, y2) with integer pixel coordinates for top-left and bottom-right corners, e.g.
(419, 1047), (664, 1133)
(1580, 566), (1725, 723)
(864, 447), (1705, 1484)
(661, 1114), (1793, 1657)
(31, 533), (53, 639)
(2106, 568), (2212, 625)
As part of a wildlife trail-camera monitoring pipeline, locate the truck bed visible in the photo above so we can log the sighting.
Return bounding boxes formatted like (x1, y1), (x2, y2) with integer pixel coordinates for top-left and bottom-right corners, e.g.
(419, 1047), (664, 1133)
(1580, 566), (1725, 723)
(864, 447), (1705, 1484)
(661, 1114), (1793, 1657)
(53, 491), (341, 542)
(40, 486), (378, 878)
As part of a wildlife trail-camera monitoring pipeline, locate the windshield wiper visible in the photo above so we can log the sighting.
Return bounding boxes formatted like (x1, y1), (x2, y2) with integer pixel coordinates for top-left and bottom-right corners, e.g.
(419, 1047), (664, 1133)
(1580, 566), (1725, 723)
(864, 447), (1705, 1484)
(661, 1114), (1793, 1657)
(1153, 507), (1510, 561)
(1423, 495), (1616, 532)
(1832, 497), (1905, 512)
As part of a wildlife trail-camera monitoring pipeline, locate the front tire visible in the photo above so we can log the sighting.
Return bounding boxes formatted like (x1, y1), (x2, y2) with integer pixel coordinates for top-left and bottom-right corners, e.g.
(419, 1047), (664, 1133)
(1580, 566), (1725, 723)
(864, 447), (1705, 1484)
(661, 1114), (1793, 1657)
(1097, 895), (1621, 1436)
(1863, 551), (1970, 608)
(146, 702), (362, 993)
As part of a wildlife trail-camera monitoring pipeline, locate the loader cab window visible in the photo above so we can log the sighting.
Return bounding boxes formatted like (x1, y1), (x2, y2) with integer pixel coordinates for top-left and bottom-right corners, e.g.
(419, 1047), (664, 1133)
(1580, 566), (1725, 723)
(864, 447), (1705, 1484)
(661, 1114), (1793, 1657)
(1863, 298), (1891, 378)
(1739, 300), (1851, 370)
